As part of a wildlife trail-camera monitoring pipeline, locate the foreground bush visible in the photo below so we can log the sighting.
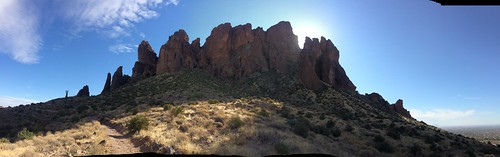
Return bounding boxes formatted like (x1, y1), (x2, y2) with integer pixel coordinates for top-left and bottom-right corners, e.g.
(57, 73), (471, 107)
(128, 115), (149, 133)
(228, 116), (244, 130)
(171, 106), (184, 117)
(16, 128), (34, 140)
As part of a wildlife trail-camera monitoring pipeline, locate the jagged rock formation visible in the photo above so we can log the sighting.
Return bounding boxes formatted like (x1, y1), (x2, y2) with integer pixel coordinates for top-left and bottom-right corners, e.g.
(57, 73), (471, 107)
(131, 41), (158, 81)
(156, 30), (195, 74)
(390, 99), (413, 119)
(363, 92), (414, 119)
(101, 73), (111, 94)
(99, 21), (411, 118)
(76, 85), (90, 97)
(111, 66), (129, 90)
(299, 37), (356, 91)
(156, 21), (299, 78)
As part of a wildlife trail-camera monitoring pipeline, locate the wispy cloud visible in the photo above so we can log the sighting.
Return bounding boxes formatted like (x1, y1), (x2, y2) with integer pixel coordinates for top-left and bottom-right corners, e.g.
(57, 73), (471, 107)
(0, 0), (41, 64)
(463, 97), (481, 100)
(64, 0), (178, 38)
(0, 96), (38, 107)
(108, 44), (135, 54)
(410, 108), (476, 126)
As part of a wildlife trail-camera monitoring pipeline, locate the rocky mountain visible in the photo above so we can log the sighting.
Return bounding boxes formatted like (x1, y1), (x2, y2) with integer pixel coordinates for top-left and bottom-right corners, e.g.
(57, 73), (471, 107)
(75, 85), (89, 97)
(2, 21), (499, 156)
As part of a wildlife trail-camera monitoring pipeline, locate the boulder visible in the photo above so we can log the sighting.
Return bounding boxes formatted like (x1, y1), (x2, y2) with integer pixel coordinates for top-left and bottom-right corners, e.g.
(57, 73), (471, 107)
(76, 85), (90, 97)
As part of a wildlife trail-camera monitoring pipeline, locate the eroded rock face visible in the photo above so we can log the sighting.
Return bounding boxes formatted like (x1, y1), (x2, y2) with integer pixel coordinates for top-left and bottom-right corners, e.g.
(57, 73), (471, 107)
(265, 21), (300, 73)
(111, 66), (128, 90)
(390, 99), (414, 119)
(76, 85), (90, 97)
(157, 30), (193, 74)
(101, 73), (111, 94)
(299, 37), (356, 91)
(132, 40), (158, 81)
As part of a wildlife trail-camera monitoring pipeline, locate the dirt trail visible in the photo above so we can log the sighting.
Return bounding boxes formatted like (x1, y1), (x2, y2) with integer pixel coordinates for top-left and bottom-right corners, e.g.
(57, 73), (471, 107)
(102, 125), (141, 154)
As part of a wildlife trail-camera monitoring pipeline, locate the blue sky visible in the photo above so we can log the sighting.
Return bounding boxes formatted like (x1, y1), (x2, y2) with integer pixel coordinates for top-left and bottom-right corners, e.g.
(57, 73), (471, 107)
(1, 0), (499, 127)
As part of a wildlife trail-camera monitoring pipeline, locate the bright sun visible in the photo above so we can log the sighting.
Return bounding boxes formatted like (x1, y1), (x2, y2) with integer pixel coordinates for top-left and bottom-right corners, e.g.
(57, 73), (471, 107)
(293, 22), (325, 48)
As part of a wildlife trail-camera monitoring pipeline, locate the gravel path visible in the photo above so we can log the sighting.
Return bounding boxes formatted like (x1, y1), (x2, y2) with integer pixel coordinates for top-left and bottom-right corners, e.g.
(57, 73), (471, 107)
(103, 125), (141, 154)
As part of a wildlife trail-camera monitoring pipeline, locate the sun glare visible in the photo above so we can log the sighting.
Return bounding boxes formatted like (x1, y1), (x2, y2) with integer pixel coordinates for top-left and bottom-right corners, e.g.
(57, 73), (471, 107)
(294, 22), (325, 49)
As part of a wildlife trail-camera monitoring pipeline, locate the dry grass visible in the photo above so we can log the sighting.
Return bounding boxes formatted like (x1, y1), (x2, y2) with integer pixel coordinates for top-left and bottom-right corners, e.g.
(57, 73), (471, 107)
(0, 121), (109, 157)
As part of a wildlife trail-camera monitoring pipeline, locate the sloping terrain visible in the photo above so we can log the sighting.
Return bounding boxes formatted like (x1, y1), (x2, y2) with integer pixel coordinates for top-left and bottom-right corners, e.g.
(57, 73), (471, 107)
(1, 69), (500, 156)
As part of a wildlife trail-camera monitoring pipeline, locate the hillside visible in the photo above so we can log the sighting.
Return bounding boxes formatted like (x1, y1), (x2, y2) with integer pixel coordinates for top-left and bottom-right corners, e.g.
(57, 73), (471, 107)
(1, 21), (500, 157)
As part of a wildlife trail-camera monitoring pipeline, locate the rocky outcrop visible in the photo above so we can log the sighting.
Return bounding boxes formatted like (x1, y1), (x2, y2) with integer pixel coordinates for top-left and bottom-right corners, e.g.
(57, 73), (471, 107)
(299, 37), (356, 91)
(390, 99), (413, 119)
(132, 41), (158, 81)
(76, 85), (90, 97)
(159, 22), (299, 78)
(101, 73), (111, 94)
(111, 66), (129, 90)
(157, 30), (193, 74)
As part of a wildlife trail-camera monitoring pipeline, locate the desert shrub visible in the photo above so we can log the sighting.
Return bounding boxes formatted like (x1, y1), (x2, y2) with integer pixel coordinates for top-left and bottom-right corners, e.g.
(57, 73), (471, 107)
(479, 146), (500, 154)
(290, 117), (310, 138)
(228, 117), (244, 130)
(76, 105), (89, 113)
(163, 104), (173, 111)
(332, 128), (342, 137)
(387, 128), (401, 140)
(374, 135), (385, 142)
(326, 119), (336, 128)
(344, 125), (354, 132)
(128, 115), (149, 133)
(258, 108), (269, 117)
(375, 141), (394, 153)
(305, 112), (313, 118)
(279, 106), (290, 118)
(296, 110), (304, 115)
(16, 128), (34, 140)
(171, 106), (184, 117)
(274, 142), (289, 154)
(0, 138), (10, 143)
(319, 114), (326, 120)
(131, 107), (139, 115)
(425, 133), (444, 144)
(208, 99), (220, 104)
(466, 148), (476, 157)
(363, 124), (372, 130)
(410, 144), (423, 156)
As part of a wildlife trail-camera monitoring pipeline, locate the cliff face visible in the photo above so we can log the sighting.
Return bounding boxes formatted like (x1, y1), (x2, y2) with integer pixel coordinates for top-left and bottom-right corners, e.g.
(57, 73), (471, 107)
(99, 21), (412, 119)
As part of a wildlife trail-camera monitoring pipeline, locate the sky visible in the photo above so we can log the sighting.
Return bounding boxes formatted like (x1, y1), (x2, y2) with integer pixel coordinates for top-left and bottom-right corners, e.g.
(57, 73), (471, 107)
(1, 0), (499, 127)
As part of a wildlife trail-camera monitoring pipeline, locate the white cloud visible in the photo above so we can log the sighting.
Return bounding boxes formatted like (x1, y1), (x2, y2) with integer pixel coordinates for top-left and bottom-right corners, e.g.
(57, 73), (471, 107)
(410, 108), (476, 126)
(0, 96), (38, 107)
(64, 0), (177, 38)
(139, 32), (146, 38)
(0, 0), (41, 64)
(108, 44), (135, 54)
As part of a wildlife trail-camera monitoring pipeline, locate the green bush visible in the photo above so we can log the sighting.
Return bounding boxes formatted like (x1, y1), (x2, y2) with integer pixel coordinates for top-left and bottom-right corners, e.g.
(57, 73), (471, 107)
(374, 135), (385, 142)
(17, 128), (34, 140)
(208, 99), (220, 104)
(331, 128), (342, 137)
(387, 128), (401, 140)
(279, 107), (290, 118)
(319, 114), (326, 120)
(291, 117), (310, 138)
(0, 138), (10, 143)
(326, 119), (336, 128)
(258, 108), (269, 117)
(274, 142), (289, 154)
(163, 104), (173, 111)
(344, 125), (354, 132)
(171, 106), (184, 117)
(228, 116), (244, 130)
(128, 115), (149, 133)
(305, 112), (313, 118)
(76, 105), (89, 113)
(375, 141), (394, 153)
